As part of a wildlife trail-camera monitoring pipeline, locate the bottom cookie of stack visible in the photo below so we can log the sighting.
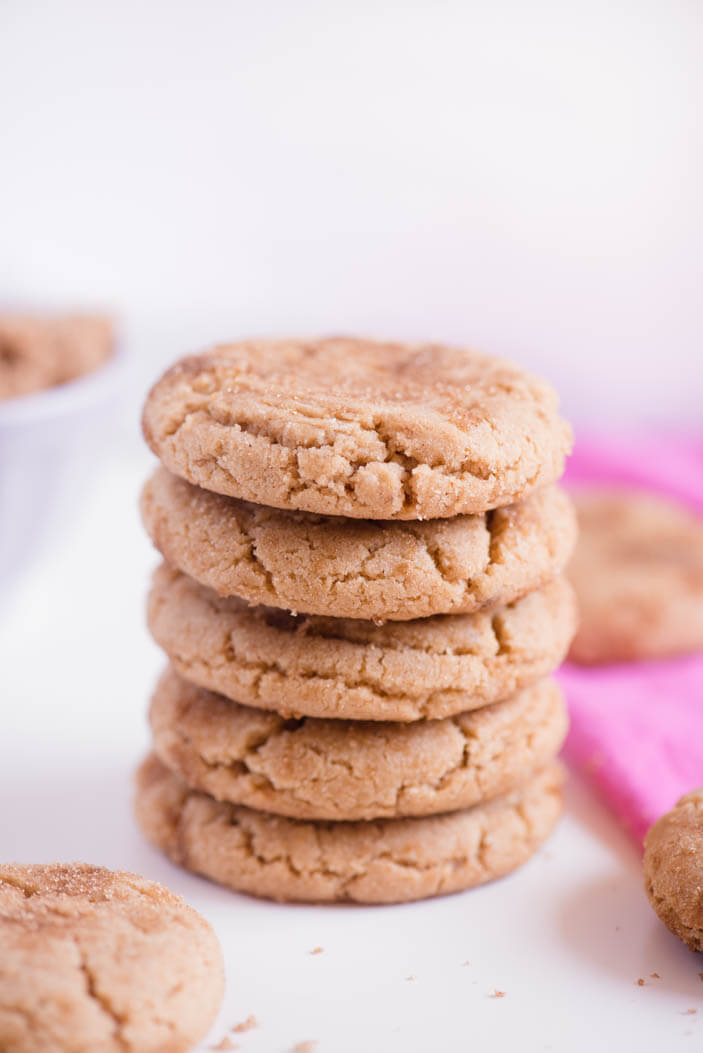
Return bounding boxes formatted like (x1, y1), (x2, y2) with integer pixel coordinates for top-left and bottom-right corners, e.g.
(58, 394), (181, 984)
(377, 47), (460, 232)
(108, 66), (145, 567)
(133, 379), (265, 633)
(135, 755), (564, 905)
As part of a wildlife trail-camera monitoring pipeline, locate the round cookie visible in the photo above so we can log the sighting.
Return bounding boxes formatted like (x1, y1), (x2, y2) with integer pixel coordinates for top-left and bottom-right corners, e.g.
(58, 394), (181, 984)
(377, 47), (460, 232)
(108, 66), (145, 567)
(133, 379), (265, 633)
(0, 863), (223, 1052)
(141, 467), (577, 621)
(136, 755), (564, 904)
(150, 667), (568, 820)
(141, 338), (572, 520)
(148, 564), (577, 721)
(0, 314), (113, 401)
(568, 489), (703, 664)
(643, 790), (703, 952)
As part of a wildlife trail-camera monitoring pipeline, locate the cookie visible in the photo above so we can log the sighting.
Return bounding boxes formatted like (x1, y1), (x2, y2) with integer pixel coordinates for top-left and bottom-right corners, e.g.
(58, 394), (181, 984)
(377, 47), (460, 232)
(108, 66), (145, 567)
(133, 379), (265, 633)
(141, 467), (576, 621)
(135, 755), (564, 904)
(150, 667), (568, 820)
(0, 314), (113, 401)
(148, 564), (577, 721)
(568, 490), (703, 664)
(141, 338), (572, 520)
(0, 862), (223, 1052)
(643, 790), (703, 952)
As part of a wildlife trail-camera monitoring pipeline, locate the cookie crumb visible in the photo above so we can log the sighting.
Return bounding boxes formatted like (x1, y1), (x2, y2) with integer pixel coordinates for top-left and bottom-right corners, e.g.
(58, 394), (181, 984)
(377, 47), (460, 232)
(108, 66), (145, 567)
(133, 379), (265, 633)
(291, 1042), (317, 1053)
(405, 974), (416, 982)
(650, 972), (661, 980)
(232, 1015), (258, 1033)
(309, 947), (324, 955)
(211, 1039), (237, 1051)
(462, 960), (471, 967)
(489, 990), (506, 999)
(636, 978), (645, 987)
(682, 1009), (697, 1016)
(615, 926), (621, 932)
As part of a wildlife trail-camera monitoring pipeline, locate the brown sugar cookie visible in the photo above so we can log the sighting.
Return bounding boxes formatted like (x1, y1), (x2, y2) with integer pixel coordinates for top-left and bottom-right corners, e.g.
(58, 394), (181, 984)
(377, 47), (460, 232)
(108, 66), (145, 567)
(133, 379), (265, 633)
(568, 490), (703, 664)
(148, 564), (577, 721)
(141, 467), (577, 621)
(149, 667), (568, 820)
(135, 754), (564, 904)
(644, 790), (703, 952)
(141, 338), (572, 520)
(0, 314), (113, 401)
(0, 863), (223, 1052)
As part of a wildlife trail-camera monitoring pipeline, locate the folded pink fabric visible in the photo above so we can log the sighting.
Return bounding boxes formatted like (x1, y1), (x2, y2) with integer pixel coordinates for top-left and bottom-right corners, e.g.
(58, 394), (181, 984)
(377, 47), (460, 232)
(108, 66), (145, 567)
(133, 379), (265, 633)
(557, 431), (703, 844)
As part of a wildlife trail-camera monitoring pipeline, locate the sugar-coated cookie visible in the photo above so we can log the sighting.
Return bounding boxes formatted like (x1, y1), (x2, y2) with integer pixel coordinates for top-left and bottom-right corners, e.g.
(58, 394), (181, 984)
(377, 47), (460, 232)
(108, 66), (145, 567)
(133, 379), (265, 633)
(568, 490), (703, 664)
(136, 755), (564, 904)
(150, 667), (568, 820)
(0, 862), (223, 1052)
(141, 467), (576, 621)
(148, 564), (577, 721)
(141, 338), (572, 520)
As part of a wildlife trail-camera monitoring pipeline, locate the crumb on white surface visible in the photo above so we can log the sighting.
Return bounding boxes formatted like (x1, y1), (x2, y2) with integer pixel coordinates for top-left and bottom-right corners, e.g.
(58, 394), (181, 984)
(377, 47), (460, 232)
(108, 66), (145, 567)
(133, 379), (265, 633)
(232, 1015), (258, 1033)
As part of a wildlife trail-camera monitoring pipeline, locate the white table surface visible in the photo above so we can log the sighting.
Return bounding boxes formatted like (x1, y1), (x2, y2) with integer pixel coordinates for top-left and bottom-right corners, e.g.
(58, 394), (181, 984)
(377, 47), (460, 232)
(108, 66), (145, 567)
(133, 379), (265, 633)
(1, 449), (701, 1053)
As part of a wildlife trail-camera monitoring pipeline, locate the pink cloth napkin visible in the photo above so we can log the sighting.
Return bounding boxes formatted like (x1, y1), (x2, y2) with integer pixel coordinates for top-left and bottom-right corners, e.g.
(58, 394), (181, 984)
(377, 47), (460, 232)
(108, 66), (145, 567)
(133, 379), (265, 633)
(557, 431), (703, 844)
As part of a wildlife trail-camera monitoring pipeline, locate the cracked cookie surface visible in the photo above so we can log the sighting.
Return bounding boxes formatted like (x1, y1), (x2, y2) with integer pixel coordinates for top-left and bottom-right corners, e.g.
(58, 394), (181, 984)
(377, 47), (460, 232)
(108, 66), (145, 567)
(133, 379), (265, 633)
(136, 756), (564, 904)
(643, 789), (703, 952)
(142, 468), (576, 621)
(148, 564), (576, 721)
(150, 668), (567, 820)
(0, 862), (223, 1053)
(568, 489), (703, 664)
(141, 338), (572, 520)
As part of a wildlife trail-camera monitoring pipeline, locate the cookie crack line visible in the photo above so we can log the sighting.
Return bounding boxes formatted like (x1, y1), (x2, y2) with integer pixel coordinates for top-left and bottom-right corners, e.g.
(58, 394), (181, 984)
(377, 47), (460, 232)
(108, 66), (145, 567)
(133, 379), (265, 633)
(74, 938), (129, 1051)
(151, 560), (576, 662)
(168, 644), (521, 728)
(155, 683), (564, 816)
(267, 419), (553, 516)
(227, 812), (483, 881)
(192, 796), (537, 891)
(168, 406), (497, 483)
(143, 469), (577, 622)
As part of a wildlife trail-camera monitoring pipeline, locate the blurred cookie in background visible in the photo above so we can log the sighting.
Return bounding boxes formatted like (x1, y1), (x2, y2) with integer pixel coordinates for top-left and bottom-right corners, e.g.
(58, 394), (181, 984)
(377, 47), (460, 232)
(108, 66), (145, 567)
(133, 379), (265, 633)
(568, 489), (703, 664)
(0, 313), (113, 400)
(0, 311), (123, 591)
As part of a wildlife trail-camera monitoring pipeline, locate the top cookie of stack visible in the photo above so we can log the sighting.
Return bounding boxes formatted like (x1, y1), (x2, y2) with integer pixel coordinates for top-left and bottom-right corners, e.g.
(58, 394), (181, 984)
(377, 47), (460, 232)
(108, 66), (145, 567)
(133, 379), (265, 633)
(137, 338), (576, 904)
(142, 337), (571, 522)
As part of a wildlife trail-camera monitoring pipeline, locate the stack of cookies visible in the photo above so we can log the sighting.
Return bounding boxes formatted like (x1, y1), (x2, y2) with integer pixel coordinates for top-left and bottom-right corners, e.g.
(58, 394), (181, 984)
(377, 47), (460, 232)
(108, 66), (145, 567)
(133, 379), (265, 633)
(135, 338), (577, 904)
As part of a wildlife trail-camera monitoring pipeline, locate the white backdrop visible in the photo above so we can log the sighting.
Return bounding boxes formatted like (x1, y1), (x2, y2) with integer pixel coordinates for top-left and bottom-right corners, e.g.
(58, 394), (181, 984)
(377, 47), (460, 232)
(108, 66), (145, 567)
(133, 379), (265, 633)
(1, 0), (701, 424)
